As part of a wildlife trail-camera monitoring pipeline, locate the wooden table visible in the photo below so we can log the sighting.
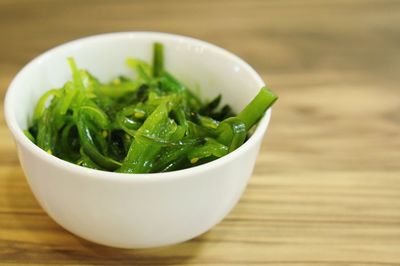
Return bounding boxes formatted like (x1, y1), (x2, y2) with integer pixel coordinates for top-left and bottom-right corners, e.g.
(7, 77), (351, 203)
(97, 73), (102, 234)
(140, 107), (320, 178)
(1, 1), (400, 265)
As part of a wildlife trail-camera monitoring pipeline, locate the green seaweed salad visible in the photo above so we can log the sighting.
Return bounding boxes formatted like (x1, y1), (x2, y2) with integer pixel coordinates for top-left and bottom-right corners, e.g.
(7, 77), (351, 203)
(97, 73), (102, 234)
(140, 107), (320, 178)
(25, 43), (278, 173)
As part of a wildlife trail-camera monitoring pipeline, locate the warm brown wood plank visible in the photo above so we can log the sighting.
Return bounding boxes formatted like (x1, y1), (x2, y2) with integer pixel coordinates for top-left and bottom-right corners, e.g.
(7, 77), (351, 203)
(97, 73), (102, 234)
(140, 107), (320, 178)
(1, 0), (399, 265)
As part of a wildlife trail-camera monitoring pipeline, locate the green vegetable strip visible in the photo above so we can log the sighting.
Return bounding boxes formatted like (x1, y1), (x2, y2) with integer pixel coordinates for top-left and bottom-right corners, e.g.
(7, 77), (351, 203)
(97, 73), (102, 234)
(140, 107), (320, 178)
(237, 87), (278, 131)
(59, 123), (79, 161)
(119, 103), (178, 173)
(59, 82), (77, 115)
(153, 146), (192, 172)
(198, 115), (220, 130)
(188, 138), (229, 162)
(153, 42), (164, 78)
(77, 118), (121, 170)
(33, 89), (59, 122)
(159, 157), (188, 172)
(172, 106), (188, 129)
(217, 87), (277, 147)
(78, 148), (103, 170)
(217, 117), (247, 152)
(126, 58), (152, 83)
(116, 114), (140, 136)
(23, 130), (36, 143)
(36, 104), (56, 153)
(67, 57), (85, 91)
(79, 105), (109, 128)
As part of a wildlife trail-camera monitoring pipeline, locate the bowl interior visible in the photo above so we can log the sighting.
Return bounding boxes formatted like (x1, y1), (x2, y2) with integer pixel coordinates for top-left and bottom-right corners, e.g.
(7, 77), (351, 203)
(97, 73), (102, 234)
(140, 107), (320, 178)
(6, 32), (264, 133)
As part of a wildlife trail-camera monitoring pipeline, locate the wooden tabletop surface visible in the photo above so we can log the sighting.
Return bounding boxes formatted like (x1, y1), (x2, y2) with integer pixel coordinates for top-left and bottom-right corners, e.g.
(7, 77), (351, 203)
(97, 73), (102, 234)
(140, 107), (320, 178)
(1, 0), (400, 265)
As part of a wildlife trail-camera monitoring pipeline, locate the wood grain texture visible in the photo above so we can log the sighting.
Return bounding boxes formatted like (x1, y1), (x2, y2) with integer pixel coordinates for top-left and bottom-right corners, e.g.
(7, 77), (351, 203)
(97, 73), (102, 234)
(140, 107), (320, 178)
(1, 0), (400, 265)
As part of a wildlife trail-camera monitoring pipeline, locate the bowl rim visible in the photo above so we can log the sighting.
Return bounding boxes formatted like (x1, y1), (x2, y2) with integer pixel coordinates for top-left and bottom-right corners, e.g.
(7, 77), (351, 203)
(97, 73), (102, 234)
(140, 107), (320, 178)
(4, 31), (271, 182)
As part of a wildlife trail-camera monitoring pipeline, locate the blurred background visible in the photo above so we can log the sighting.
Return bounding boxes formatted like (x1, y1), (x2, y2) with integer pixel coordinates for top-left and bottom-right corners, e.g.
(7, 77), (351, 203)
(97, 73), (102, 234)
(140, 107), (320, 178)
(1, 1), (399, 265)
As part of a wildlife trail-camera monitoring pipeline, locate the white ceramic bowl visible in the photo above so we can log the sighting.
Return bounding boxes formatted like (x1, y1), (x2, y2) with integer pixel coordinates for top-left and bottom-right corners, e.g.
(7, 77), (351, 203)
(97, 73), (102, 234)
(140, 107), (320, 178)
(4, 32), (271, 248)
